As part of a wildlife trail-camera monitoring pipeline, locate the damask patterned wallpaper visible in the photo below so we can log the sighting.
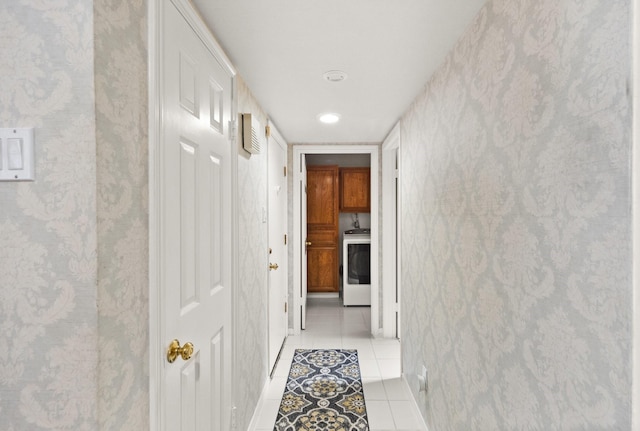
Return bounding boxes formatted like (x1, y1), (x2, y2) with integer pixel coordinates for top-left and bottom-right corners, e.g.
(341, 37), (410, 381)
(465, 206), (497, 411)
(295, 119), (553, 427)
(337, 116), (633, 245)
(94, 0), (149, 430)
(1, 2), (273, 431)
(400, 0), (632, 429)
(0, 1), (99, 430)
(236, 76), (270, 431)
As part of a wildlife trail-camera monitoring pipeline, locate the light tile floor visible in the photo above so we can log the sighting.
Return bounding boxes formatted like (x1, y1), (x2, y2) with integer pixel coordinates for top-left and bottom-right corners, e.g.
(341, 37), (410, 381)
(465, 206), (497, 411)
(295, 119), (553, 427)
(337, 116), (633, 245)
(251, 298), (427, 431)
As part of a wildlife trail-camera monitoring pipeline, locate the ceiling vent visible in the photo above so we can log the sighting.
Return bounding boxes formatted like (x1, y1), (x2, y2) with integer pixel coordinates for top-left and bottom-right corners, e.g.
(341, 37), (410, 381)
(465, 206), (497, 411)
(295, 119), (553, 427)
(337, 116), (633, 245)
(241, 113), (262, 154)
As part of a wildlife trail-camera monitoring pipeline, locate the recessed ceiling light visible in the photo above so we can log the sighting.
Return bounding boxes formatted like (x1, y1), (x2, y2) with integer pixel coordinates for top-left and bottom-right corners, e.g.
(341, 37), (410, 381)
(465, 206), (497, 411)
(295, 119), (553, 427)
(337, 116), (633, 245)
(323, 70), (348, 82)
(318, 113), (341, 124)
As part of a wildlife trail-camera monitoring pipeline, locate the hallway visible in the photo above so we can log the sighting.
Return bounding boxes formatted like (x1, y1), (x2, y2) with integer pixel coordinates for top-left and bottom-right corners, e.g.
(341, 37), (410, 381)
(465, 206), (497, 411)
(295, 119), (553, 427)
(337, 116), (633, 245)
(250, 298), (427, 430)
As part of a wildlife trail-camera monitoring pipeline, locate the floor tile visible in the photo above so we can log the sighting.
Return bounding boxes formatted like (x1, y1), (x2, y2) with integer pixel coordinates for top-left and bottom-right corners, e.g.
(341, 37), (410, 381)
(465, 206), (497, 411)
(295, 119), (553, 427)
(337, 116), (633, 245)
(248, 297), (427, 431)
(358, 359), (381, 378)
(362, 378), (387, 400)
(377, 358), (401, 378)
(373, 343), (401, 359)
(389, 400), (425, 430)
(254, 399), (280, 428)
(382, 377), (412, 400)
(366, 400), (396, 430)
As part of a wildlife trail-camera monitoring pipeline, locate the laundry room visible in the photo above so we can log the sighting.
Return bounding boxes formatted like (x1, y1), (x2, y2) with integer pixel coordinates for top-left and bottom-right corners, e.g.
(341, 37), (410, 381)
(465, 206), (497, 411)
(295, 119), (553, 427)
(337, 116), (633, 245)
(305, 153), (372, 306)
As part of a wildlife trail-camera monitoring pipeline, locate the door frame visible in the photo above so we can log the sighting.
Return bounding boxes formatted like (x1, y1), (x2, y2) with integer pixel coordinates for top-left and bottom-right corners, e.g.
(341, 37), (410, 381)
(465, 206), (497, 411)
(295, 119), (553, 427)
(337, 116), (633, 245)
(267, 121), (288, 374)
(633, 0), (639, 426)
(292, 144), (380, 336)
(382, 123), (400, 338)
(148, 1), (239, 429)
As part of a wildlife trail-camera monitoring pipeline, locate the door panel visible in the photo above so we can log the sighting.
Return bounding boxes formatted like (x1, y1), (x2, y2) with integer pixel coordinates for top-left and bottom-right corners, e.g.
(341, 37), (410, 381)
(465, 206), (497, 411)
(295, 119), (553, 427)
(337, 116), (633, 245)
(181, 357), (198, 430)
(306, 166), (339, 227)
(210, 331), (222, 431)
(306, 165), (339, 294)
(161, 3), (233, 431)
(300, 155), (307, 329)
(268, 125), (288, 373)
(307, 246), (338, 292)
(180, 140), (198, 306)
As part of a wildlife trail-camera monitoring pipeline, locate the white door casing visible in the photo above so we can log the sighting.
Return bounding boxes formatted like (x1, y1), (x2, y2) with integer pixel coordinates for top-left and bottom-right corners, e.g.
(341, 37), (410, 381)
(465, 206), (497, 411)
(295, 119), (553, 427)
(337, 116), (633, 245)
(150, 1), (236, 430)
(382, 123), (400, 338)
(267, 122), (288, 374)
(300, 154), (308, 330)
(292, 145), (380, 335)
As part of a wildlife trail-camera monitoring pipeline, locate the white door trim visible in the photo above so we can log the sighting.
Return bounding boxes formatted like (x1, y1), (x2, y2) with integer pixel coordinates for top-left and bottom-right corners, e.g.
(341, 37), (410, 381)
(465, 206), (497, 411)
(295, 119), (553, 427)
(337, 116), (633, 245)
(632, 0), (639, 427)
(267, 121), (288, 374)
(382, 123), (400, 338)
(292, 144), (380, 336)
(148, 1), (238, 429)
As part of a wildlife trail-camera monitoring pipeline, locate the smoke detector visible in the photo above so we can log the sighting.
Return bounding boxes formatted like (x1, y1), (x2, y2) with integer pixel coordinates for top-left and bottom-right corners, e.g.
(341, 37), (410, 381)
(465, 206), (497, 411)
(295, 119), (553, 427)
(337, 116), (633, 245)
(323, 70), (348, 82)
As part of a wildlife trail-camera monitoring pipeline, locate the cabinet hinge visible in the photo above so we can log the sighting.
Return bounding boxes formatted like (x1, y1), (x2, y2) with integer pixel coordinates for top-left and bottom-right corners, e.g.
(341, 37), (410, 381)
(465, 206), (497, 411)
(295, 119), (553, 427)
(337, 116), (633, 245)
(265, 125), (271, 138)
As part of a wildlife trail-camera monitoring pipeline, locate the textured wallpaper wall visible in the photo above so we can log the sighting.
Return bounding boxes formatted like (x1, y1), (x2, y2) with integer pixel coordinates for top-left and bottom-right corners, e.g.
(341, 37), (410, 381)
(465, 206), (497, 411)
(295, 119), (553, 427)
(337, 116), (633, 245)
(95, 0), (149, 429)
(236, 77), (270, 431)
(400, 0), (632, 429)
(0, 1), (99, 429)
(1, 2), (274, 431)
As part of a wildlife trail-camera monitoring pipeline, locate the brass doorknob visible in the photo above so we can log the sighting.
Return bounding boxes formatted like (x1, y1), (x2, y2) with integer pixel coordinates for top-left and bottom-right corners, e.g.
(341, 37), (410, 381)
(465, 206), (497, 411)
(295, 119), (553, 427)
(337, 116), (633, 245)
(305, 241), (312, 246)
(269, 263), (279, 270)
(167, 339), (194, 363)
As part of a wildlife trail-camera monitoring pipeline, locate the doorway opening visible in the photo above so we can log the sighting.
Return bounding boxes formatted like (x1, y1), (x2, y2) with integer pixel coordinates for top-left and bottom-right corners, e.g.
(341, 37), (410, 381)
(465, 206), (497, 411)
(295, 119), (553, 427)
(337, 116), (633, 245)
(292, 144), (380, 336)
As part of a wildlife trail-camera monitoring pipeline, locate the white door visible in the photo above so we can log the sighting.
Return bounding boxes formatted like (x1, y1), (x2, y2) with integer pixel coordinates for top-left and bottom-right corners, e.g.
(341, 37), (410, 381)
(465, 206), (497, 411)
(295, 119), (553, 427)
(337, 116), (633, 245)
(300, 155), (308, 330)
(267, 123), (288, 373)
(160, 2), (233, 430)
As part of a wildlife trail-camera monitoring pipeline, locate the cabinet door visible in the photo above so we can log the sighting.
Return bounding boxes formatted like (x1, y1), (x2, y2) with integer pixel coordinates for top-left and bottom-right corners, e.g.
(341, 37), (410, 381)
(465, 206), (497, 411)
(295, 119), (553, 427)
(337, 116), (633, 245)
(306, 166), (339, 292)
(307, 244), (338, 292)
(307, 166), (339, 227)
(340, 167), (370, 212)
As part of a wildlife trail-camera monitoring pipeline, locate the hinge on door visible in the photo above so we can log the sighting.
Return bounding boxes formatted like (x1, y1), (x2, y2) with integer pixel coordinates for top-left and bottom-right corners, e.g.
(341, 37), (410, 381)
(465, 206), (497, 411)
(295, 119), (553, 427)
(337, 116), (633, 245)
(265, 125), (271, 138)
(284, 234), (287, 245)
(231, 406), (237, 430)
(229, 119), (237, 142)
(285, 302), (288, 313)
(283, 166), (287, 177)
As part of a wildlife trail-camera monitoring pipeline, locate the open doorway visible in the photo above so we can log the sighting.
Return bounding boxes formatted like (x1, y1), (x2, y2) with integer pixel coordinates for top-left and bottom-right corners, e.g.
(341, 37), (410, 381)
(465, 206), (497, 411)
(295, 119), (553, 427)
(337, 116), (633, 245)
(292, 144), (380, 336)
(305, 153), (371, 306)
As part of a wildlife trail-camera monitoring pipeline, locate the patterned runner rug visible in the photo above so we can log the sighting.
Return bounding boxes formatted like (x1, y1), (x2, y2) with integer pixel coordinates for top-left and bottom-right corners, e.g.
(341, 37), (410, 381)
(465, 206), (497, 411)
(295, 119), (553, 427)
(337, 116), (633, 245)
(274, 349), (369, 431)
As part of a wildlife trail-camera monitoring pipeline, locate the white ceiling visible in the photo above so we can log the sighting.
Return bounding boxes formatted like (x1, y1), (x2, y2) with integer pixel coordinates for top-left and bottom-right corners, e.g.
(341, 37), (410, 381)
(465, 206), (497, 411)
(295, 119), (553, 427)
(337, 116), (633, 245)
(191, 0), (487, 144)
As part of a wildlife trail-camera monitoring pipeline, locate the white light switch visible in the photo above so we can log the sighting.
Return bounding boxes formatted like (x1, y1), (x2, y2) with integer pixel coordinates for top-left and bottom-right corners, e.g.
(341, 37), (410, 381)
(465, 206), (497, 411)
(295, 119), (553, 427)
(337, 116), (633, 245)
(0, 128), (34, 181)
(7, 138), (23, 170)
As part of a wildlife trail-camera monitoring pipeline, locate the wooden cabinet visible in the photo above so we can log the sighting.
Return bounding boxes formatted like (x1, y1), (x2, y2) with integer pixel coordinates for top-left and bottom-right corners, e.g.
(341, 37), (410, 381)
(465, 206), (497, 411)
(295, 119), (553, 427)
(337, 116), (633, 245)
(306, 234), (338, 292)
(340, 167), (370, 212)
(307, 166), (339, 228)
(306, 166), (339, 293)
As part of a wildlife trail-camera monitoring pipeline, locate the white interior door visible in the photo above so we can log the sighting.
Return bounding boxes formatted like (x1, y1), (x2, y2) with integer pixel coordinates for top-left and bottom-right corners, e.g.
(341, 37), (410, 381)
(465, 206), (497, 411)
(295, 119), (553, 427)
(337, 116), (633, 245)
(267, 123), (288, 373)
(300, 154), (308, 330)
(160, 2), (233, 430)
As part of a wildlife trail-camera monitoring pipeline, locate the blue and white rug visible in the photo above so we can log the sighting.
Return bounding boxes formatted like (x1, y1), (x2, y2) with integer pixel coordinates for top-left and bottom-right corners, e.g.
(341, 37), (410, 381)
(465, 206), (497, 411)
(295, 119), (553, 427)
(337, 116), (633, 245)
(274, 349), (369, 431)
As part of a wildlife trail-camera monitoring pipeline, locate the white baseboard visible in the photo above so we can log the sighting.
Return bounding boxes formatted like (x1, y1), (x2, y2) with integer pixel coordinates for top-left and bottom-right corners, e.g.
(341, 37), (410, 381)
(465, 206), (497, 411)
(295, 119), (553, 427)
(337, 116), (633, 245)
(401, 373), (430, 431)
(245, 377), (271, 431)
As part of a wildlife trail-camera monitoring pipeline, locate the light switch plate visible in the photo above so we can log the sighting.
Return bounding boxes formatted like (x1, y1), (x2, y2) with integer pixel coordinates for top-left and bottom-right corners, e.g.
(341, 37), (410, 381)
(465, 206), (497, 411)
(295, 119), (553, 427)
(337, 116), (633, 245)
(0, 128), (35, 181)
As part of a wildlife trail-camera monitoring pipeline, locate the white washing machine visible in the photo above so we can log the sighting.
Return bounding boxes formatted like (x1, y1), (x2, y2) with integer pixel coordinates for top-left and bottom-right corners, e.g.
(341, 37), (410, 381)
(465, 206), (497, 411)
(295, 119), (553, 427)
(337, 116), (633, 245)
(342, 232), (371, 306)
